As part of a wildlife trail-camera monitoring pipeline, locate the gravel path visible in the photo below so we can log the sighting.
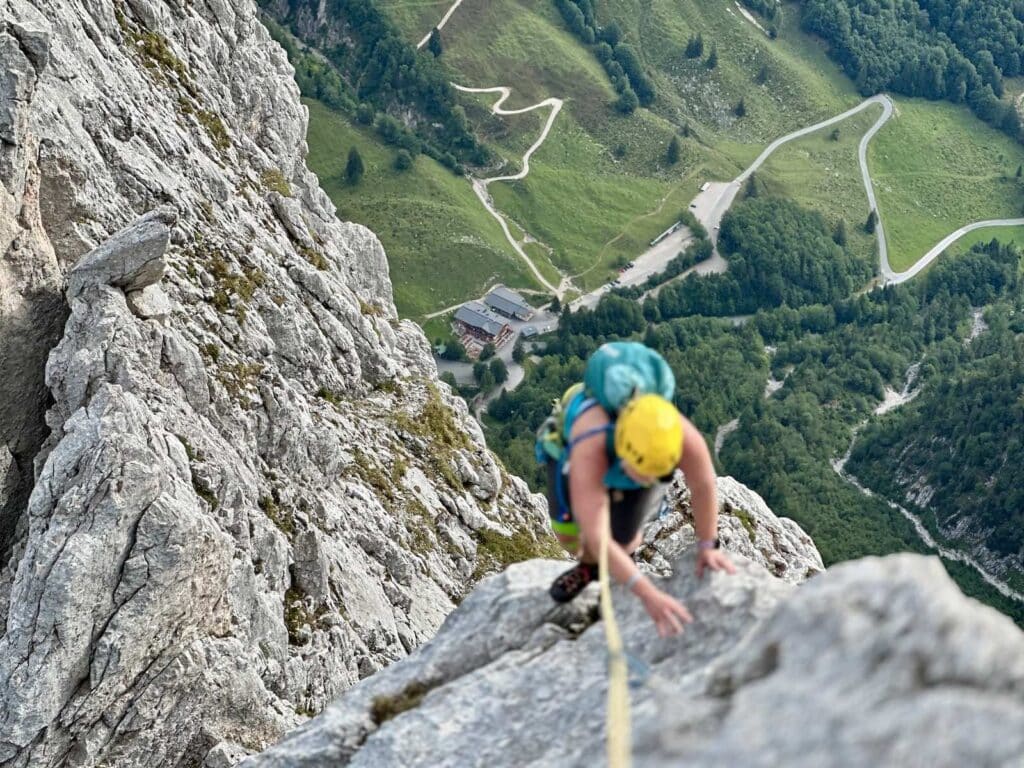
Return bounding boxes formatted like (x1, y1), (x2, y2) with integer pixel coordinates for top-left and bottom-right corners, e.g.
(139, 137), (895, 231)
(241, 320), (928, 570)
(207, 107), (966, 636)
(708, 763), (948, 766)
(452, 85), (565, 295)
(416, 3), (566, 296)
(416, 0), (465, 49)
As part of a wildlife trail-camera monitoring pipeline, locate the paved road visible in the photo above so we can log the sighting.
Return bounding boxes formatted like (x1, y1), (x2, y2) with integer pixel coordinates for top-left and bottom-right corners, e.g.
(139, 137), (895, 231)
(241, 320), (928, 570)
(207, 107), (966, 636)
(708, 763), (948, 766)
(693, 93), (1024, 284)
(695, 96), (891, 258)
(853, 95), (1024, 282)
(884, 218), (1024, 283)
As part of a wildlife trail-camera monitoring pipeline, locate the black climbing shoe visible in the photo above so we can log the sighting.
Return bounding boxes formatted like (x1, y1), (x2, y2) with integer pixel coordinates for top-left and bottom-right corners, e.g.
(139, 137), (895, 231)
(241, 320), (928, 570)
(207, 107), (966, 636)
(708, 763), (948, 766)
(549, 562), (599, 603)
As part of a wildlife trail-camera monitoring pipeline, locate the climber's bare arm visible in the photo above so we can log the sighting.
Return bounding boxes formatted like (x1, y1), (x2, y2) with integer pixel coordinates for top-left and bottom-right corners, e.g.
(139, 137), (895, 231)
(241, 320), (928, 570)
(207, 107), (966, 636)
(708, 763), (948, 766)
(678, 416), (735, 578)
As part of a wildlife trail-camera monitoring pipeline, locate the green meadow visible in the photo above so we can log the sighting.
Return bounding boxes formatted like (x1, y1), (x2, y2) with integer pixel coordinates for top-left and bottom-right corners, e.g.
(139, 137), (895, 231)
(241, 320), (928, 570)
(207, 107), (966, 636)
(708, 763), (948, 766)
(304, 99), (551, 317)
(868, 98), (1024, 272)
(757, 104), (883, 268)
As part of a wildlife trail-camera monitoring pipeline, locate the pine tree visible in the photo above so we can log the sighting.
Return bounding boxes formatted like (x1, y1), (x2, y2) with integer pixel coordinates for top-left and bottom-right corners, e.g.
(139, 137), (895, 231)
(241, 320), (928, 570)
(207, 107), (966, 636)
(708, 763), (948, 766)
(616, 87), (639, 114)
(512, 338), (526, 364)
(756, 63), (769, 84)
(428, 28), (443, 57)
(735, 97), (746, 117)
(744, 172), (758, 198)
(833, 218), (848, 246)
(706, 44), (718, 70)
(865, 209), (878, 234)
(472, 361), (488, 384)
(685, 34), (704, 59)
(550, 295), (561, 313)
(1016, 164), (1022, 178)
(681, 122), (691, 138)
(829, 128), (841, 141)
(667, 135), (681, 165)
(394, 149), (413, 171)
(489, 358), (508, 385)
(346, 147), (364, 184)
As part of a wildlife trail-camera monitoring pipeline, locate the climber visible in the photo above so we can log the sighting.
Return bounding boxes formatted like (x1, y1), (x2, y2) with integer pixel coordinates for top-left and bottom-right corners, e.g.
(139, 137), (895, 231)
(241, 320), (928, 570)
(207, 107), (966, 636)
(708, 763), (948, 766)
(536, 342), (735, 637)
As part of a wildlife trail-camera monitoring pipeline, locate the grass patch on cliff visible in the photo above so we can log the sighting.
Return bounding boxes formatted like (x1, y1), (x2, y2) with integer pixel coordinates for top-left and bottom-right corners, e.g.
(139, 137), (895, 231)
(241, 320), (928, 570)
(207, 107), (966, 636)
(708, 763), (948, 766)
(370, 680), (438, 725)
(260, 494), (295, 538)
(260, 168), (291, 196)
(284, 586), (329, 646)
(869, 98), (1024, 272)
(730, 506), (758, 543)
(390, 382), (469, 490)
(393, 383), (470, 452)
(472, 527), (566, 580)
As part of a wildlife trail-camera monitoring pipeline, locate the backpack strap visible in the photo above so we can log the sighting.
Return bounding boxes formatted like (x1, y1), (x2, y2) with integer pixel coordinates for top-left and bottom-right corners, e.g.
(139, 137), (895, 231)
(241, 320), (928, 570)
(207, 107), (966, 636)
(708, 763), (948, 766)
(555, 419), (614, 520)
(562, 393), (598, 440)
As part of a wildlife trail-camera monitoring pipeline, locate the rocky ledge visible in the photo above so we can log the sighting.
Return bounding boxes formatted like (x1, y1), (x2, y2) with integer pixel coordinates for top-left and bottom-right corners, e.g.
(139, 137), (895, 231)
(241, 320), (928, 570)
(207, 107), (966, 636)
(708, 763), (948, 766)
(248, 548), (1024, 767)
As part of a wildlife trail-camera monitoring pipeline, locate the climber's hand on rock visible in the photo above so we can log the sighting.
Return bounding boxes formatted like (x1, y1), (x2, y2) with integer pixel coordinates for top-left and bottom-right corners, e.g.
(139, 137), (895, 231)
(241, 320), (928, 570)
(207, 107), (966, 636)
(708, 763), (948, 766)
(636, 581), (692, 637)
(696, 549), (736, 579)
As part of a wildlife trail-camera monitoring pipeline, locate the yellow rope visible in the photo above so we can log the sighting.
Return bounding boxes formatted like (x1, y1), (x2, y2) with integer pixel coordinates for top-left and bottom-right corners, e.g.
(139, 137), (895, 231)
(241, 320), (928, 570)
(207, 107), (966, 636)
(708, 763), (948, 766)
(598, 497), (632, 768)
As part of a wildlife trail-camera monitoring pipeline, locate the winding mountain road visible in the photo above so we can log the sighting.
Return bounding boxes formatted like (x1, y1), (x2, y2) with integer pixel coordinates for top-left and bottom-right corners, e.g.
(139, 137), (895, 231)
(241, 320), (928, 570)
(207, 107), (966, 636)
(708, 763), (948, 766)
(416, 4), (565, 296)
(698, 96), (891, 260)
(700, 92), (1024, 283)
(452, 85), (564, 295)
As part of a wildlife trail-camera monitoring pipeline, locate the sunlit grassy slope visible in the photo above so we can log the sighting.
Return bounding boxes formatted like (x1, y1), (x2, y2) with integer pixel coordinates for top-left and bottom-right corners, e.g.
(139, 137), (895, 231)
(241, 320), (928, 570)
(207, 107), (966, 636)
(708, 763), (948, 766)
(869, 98), (1024, 272)
(424, 0), (867, 292)
(304, 0), (1024, 315)
(304, 99), (550, 316)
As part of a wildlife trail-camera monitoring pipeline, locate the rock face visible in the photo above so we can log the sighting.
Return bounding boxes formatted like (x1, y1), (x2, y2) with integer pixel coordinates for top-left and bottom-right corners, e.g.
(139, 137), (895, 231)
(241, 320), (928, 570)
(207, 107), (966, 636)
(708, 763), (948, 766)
(0, 0), (552, 764)
(247, 549), (1024, 768)
(639, 475), (824, 584)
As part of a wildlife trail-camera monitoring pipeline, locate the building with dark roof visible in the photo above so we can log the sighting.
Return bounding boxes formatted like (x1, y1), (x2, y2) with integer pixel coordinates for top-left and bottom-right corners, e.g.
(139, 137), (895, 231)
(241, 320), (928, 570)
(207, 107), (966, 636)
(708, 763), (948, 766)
(484, 286), (533, 321)
(453, 301), (513, 347)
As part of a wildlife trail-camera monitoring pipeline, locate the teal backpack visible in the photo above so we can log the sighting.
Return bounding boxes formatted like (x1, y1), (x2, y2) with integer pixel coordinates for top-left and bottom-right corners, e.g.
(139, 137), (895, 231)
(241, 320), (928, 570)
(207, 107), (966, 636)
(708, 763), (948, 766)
(535, 342), (676, 524)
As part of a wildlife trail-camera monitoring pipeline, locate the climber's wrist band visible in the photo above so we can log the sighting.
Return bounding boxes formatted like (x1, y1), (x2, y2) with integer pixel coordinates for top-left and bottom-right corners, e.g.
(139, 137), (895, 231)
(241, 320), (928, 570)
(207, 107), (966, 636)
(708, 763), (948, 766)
(698, 538), (720, 551)
(625, 571), (644, 592)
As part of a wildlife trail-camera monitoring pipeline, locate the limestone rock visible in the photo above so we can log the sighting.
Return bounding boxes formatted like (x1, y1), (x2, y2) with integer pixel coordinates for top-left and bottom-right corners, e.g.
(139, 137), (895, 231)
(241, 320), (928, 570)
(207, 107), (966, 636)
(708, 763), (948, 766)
(0, 0), (550, 764)
(247, 552), (1024, 768)
(66, 206), (175, 295)
(126, 282), (173, 320)
(640, 475), (824, 584)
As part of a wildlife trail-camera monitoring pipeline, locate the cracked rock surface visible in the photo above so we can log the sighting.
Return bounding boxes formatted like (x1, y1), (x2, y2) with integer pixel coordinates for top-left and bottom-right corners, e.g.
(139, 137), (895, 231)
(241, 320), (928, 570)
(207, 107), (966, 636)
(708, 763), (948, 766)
(0, 0), (551, 764)
(248, 550), (1024, 768)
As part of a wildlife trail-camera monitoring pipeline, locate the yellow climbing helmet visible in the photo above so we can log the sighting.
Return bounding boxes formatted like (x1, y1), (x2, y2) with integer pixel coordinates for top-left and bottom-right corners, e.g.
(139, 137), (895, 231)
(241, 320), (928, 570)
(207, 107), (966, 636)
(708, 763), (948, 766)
(614, 394), (683, 478)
